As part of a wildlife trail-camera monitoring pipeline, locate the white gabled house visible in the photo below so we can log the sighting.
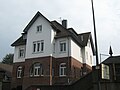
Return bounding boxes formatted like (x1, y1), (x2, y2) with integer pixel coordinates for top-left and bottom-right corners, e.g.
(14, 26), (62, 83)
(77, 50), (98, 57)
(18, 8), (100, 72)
(11, 11), (95, 90)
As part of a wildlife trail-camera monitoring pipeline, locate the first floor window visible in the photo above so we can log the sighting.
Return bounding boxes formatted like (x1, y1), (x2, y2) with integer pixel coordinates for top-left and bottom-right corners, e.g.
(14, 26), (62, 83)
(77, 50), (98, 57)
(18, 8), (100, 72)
(60, 41), (66, 52)
(59, 63), (66, 76)
(17, 66), (22, 78)
(33, 40), (44, 53)
(19, 48), (25, 58)
(30, 63), (43, 77)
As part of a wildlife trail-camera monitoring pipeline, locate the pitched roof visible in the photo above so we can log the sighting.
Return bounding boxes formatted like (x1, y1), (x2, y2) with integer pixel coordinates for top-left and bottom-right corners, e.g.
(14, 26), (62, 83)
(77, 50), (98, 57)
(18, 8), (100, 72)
(11, 36), (26, 46)
(51, 21), (95, 55)
(11, 11), (95, 55)
(102, 56), (120, 64)
(23, 11), (51, 32)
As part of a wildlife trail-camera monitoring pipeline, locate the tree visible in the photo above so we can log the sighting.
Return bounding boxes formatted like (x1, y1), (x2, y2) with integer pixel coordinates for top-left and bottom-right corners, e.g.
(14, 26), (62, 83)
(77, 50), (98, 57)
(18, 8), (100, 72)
(2, 53), (14, 65)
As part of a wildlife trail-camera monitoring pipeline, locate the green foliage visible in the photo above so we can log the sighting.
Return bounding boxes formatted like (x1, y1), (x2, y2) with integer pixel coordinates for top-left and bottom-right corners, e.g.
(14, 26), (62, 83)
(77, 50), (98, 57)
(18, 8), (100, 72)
(2, 53), (14, 65)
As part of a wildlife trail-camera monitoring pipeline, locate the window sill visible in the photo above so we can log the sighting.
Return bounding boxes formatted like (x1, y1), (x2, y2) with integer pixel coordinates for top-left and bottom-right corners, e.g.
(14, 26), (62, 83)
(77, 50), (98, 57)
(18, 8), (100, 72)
(59, 51), (66, 54)
(59, 75), (66, 77)
(30, 75), (44, 78)
(32, 51), (44, 54)
(18, 57), (25, 59)
(17, 77), (22, 79)
(36, 31), (42, 33)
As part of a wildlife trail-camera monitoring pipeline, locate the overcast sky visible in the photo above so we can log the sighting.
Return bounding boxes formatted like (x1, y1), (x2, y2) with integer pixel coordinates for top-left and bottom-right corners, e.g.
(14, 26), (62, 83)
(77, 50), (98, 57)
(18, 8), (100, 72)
(0, 0), (120, 63)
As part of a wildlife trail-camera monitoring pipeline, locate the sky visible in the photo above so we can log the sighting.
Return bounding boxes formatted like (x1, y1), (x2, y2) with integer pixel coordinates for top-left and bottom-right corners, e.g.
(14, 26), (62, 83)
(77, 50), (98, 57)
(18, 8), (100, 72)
(0, 0), (120, 63)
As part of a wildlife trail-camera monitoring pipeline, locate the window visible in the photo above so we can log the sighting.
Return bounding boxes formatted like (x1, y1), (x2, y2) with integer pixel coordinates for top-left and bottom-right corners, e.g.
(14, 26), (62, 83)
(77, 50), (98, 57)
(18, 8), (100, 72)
(33, 40), (44, 53)
(30, 63), (43, 77)
(19, 48), (25, 58)
(53, 43), (55, 53)
(59, 63), (66, 76)
(17, 66), (22, 78)
(37, 25), (42, 32)
(60, 41), (66, 52)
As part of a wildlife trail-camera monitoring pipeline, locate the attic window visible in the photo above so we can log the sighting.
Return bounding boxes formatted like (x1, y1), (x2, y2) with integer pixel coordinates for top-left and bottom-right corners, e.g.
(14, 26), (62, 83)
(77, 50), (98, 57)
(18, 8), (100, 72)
(81, 35), (84, 41)
(37, 25), (42, 32)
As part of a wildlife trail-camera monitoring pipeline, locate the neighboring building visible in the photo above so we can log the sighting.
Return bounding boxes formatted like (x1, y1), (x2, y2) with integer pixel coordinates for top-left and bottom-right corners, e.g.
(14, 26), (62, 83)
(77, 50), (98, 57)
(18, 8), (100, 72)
(11, 11), (95, 90)
(102, 55), (120, 81)
(0, 63), (13, 90)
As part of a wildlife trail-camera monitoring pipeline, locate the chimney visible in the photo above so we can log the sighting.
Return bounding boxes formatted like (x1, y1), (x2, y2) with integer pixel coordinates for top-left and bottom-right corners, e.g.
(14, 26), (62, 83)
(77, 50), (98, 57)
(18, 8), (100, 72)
(62, 20), (67, 28)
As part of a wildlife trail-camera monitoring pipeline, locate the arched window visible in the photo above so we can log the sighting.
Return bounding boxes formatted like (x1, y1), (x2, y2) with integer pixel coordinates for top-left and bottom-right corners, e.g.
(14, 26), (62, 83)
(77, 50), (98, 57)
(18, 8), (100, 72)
(17, 66), (22, 78)
(59, 63), (66, 76)
(30, 63), (43, 77)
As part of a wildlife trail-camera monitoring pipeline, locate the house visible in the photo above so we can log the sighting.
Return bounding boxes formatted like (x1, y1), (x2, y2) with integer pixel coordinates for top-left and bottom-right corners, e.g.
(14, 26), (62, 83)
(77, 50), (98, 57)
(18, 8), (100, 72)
(91, 47), (120, 90)
(0, 63), (13, 90)
(11, 11), (95, 90)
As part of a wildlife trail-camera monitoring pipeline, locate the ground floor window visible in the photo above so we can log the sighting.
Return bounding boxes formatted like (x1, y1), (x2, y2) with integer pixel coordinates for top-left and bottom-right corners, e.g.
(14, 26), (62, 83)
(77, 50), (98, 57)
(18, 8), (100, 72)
(30, 63), (43, 77)
(59, 63), (66, 76)
(17, 66), (22, 78)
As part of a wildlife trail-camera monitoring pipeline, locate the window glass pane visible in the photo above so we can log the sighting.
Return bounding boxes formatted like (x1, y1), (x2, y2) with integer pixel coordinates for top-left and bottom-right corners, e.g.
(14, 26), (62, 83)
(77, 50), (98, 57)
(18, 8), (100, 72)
(37, 42), (40, 52)
(60, 43), (63, 51)
(41, 41), (44, 51)
(64, 43), (66, 51)
(33, 43), (36, 52)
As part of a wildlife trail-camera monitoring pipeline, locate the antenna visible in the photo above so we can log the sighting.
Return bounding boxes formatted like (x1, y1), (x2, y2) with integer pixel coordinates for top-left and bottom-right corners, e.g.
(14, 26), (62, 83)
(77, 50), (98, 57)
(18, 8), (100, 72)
(58, 17), (62, 24)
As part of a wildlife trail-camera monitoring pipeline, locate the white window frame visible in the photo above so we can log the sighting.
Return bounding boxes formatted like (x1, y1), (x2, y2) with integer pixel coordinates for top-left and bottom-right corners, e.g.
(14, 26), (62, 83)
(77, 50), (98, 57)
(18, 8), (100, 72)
(34, 64), (41, 76)
(59, 63), (66, 77)
(33, 40), (44, 53)
(30, 63), (43, 77)
(17, 66), (22, 78)
(19, 48), (25, 58)
(37, 25), (42, 33)
(59, 41), (66, 53)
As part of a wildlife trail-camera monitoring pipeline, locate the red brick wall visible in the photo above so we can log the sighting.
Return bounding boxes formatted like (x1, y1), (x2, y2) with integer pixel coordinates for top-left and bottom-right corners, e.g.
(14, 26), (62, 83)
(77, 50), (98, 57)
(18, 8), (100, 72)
(11, 56), (92, 90)
(11, 62), (25, 89)
(23, 56), (51, 90)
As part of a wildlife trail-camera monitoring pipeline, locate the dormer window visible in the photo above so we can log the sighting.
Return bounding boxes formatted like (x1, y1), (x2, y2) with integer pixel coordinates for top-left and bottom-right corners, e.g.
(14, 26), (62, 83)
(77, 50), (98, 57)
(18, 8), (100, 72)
(37, 25), (42, 33)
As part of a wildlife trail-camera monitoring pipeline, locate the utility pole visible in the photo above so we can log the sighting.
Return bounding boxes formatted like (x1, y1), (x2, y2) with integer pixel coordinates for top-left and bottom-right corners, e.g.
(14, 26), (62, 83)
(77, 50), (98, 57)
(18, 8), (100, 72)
(90, 0), (101, 90)
(91, 0), (99, 65)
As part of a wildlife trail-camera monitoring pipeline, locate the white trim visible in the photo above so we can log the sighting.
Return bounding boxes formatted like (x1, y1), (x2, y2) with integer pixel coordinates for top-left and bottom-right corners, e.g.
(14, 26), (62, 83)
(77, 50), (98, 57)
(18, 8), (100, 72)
(17, 66), (22, 78)
(33, 40), (44, 53)
(59, 41), (66, 53)
(59, 63), (66, 77)
(18, 48), (25, 58)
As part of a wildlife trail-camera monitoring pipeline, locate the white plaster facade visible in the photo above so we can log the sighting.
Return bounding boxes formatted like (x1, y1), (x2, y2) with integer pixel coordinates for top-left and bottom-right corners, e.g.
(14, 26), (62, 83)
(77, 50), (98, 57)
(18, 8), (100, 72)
(14, 45), (26, 62)
(25, 16), (53, 59)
